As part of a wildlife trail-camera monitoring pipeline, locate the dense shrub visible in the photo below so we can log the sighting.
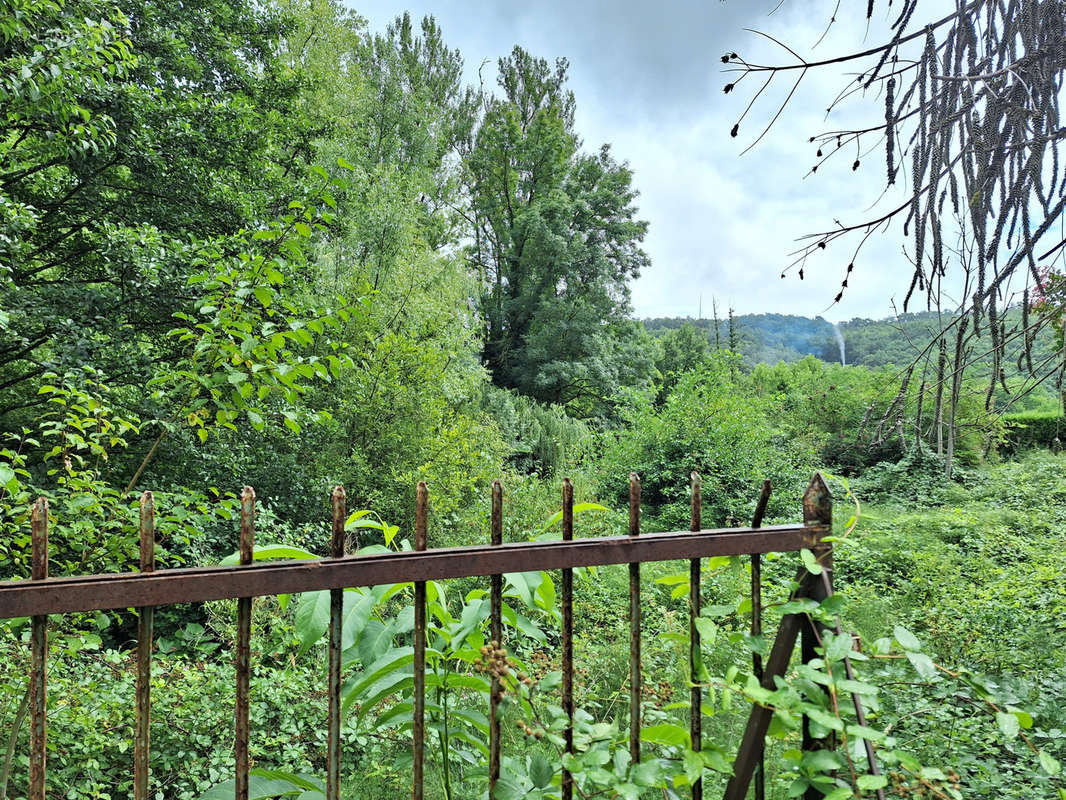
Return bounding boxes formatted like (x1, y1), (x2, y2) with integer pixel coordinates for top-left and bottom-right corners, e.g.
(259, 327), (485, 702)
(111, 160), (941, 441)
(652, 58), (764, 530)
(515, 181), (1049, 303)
(1002, 411), (1066, 451)
(595, 356), (814, 529)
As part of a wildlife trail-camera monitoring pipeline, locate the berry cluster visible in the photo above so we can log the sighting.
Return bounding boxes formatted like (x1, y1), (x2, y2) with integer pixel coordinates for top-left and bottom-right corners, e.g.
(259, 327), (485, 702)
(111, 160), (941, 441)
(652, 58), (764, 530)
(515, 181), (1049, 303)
(516, 719), (545, 740)
(887, 768), (962, 797)
(474, 641), (535, 703)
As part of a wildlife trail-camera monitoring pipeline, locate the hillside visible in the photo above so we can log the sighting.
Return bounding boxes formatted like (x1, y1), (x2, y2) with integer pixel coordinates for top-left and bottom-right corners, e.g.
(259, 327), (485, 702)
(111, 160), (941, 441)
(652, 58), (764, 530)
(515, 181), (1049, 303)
(645, 310), (1058, 374)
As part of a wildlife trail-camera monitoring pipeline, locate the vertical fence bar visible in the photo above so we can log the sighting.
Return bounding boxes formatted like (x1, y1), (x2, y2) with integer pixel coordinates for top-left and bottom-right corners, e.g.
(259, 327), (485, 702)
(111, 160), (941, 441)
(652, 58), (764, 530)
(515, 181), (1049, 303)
(412, 482), (428, 800)
(235, 487), (255, 800)
(801, 474), (833, 800)
(688, 473), (702, 800)
(560, 478), (575, 800)
(29, 498), (48, 800)
(627, 473), (642, 766)
(489, 480), (503, 796)
(750, 480), (772, 800)
(327, 487), (346, 800)
(135, 492), (156, 800)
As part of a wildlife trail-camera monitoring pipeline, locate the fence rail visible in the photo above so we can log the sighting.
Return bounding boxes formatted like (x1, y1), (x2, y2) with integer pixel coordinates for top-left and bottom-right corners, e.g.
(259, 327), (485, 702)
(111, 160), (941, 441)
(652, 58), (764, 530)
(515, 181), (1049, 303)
(0, 472), (852, 800)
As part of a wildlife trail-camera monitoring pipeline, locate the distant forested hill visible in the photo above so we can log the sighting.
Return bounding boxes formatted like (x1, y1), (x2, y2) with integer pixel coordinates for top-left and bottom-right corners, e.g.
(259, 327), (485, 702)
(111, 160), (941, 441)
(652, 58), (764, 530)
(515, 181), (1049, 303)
(643, 311), (1059, 405)
(644, 314), (841, 366)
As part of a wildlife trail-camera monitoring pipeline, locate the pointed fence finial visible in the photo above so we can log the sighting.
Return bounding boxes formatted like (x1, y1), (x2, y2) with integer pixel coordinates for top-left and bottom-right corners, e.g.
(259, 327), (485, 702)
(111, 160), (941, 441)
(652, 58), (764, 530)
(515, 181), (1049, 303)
(802, 473), (832, 526)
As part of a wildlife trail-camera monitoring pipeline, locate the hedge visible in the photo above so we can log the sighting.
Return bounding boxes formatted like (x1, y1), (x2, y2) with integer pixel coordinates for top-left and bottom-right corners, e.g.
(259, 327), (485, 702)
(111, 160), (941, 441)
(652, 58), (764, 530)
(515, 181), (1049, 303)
(1002, 411), (1066, 450)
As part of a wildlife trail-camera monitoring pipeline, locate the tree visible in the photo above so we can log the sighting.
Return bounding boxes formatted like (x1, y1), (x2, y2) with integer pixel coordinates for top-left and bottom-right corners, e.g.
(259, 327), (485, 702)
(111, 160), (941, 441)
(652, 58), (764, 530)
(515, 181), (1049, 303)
(726, 0), (1066, 464)
(0, 0), (317, 427)
(465, 47), (655, 417)
(654, 322), (710, 399)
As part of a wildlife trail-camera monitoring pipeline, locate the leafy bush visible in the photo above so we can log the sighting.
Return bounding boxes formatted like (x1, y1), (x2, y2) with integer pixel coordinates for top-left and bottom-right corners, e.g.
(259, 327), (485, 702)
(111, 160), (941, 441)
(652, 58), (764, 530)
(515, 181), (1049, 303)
(1002, 411), (1066, 451)
(850, 445), (967, 507)
(596, 357), (813, 528)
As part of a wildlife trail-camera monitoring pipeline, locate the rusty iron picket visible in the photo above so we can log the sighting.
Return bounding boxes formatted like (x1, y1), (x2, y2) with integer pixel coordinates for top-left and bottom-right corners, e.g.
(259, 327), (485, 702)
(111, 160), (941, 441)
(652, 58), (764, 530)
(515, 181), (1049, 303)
(0, 473), (857, 800)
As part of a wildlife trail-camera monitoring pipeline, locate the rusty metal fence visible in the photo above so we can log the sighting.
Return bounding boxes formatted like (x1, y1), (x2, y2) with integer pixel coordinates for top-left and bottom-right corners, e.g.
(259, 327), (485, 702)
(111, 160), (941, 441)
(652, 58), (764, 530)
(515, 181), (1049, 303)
(0, 472), (852, 800)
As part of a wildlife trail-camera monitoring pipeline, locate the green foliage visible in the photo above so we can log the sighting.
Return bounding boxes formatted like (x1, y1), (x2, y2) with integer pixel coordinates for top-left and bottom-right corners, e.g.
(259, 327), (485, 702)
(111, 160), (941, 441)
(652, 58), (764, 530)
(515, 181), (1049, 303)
(162, 177), (362, 443)
(597, 355), (813, 526)
(748, 356), (903, 471)
(3, 2), (1065, 798)
(1002, 411), (1066, 451)
(851, 445), (963, 507)
(468, 47), (656, 417)
(479, 387), (589, 476)
(0, 629), (330, 800)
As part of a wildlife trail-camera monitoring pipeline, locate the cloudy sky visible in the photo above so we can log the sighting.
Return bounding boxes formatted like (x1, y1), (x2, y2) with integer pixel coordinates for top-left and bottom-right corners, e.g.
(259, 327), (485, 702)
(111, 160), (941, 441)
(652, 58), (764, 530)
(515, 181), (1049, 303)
(347, 1), (938, 322)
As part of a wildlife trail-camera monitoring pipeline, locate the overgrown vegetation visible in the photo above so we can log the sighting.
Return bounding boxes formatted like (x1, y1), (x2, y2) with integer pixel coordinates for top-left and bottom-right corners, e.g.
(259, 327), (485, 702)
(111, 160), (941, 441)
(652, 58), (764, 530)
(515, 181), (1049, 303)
(1, 1), (1065, 798)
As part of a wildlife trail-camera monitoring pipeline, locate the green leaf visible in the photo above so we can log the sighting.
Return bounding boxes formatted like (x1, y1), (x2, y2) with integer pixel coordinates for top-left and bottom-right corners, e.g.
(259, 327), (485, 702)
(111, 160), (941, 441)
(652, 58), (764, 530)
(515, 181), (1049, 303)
(800, 549), (822, 575)
(641, 723), (690, 749)
(822, 631), (853, 662)
(452, 597), (490, 650)
(802, 749), (842, 772)
(504, 571), (542, 608)
(631, 759), (663, 786)
(996, 711), (1020, 739)
(529, 753), (553, 788)
(341, 647), (415, 713)
(534, 571), (556, 612)
(805, 709), (843, 732)
(345, 509), (372, 527)
(1038, 750), (1061, 775)
(197, 770), (316, 799)
(857, 774), (888, 790)
(694, 617), (718, 645)
(0, 464), (16, 491)
(220, 544), (319, 566)
(893, 625), (922, 651)
(294, 590), (330, 654)
(682, 749), (703, 783)
(357, 619), (392, 666)
(701, 748), (733, 775)
(253, 286), (272, 307)
(492, 778), (525, 800)
(341, 590), (375, 650)
(905, 651), (937, 680)
(542, 502), (608, 529)
(1012, 709), (1034, 729)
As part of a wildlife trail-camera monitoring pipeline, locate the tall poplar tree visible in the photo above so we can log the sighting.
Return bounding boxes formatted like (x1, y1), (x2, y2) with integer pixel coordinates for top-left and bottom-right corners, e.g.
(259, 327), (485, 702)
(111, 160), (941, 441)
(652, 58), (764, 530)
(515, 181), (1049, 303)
(465, 47), (655, 417)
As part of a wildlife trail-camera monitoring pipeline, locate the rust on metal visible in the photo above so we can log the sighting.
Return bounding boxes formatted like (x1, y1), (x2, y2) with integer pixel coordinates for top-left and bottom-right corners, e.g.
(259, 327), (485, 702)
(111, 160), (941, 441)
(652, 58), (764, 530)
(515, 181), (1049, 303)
(627, 472), (641, 766)
(750, 479), (772, 800)
(0, 524), (827, 619)
(802, 472), (832, 527)
(801, 474), (834, 800)
(723, 600), (807, 800)
(327, 486), (346, 800)
(29, 497), (48, 800)
(560, 477), (575, 800)
(235, 486), (255, 800)
(688, 472), (702, 800)
(489, 480), (503, 795)
(724, 566), (820, 800)
(135, 491), (156, 800)
(751, 480), (772, 530)
(412, 482), (428, 800)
